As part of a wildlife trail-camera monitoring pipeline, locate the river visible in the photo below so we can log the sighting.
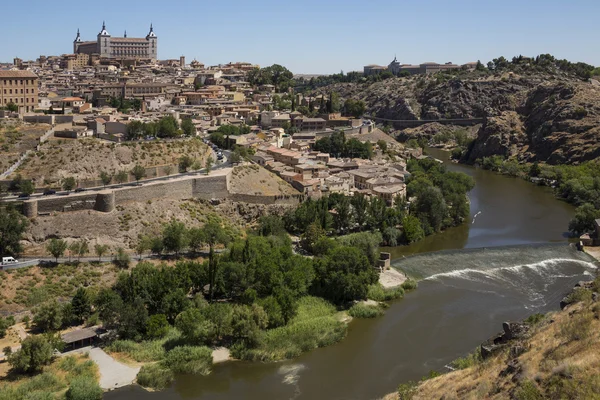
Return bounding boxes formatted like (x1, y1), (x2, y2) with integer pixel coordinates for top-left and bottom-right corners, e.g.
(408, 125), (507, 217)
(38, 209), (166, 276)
(106, 149), (595, 400)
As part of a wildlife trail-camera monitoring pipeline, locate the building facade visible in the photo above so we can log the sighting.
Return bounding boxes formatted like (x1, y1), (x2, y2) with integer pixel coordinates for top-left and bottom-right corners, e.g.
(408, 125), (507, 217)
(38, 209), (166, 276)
(0, 70), (39, 113)
(73, 22), (158, 61)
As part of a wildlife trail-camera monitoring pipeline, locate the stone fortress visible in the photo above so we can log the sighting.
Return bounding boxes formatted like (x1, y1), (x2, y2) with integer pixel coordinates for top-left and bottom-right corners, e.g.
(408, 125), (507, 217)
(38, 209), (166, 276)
(73, 22), (158, 61)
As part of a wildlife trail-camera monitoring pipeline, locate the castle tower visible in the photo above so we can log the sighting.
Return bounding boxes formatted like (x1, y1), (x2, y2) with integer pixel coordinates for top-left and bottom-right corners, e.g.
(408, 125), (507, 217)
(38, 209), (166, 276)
(97, 21), (111, 58)
(180, 55), (185, 68)
(73, 28), (82, 53)
(146, 23), (158, 61)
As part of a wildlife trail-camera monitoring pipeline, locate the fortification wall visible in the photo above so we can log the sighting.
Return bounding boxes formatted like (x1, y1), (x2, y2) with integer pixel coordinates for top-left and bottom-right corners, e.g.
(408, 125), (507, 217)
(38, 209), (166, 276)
(229, 193), (303, 205)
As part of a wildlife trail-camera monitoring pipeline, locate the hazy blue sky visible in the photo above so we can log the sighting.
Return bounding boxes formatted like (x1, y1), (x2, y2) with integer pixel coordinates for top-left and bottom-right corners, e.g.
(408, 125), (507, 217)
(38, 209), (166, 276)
(1, 0), (598, 73)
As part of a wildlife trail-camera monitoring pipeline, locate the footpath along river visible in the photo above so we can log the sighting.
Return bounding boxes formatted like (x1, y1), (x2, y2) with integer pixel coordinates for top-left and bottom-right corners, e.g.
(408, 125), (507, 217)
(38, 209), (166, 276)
(106, 148), (595, 400)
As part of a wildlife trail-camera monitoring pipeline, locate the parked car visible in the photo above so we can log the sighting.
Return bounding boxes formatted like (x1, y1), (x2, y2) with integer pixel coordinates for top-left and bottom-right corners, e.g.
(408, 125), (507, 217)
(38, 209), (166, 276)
(43, 189), (56, 196)
(74, 187), (86, 193)
(17, 193), (30, 199)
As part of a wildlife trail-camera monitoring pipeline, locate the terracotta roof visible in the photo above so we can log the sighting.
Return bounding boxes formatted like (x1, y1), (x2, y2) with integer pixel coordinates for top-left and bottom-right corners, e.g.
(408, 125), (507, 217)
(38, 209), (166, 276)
(0, 70), (38, 78)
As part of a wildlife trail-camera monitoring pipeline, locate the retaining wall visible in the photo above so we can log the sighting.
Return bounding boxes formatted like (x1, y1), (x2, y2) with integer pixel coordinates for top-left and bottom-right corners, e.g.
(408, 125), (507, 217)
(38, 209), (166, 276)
(229, 193), (304, 205)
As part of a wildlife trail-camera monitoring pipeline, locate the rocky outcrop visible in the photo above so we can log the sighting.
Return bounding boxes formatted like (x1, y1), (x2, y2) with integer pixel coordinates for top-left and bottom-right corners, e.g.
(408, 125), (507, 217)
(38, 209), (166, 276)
(480, 321), (530, 359)
(314, 71), (600, 165)
(464, 111), (527, 163)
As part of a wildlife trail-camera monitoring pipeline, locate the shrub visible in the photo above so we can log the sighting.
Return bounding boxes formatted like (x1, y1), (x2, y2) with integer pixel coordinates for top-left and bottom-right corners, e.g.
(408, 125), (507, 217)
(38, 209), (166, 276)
(107, 339), (167, 362)
(397, 381), (418, 400)
(367, 284), (404, 302)
(163, 346), (212, 375)
(348, 303), (384, 318)
(65, 376), (102, 400)
(8, 335), (54, 373)
(514, 380), (543, 400)
(559, 310), (594, 342)
(136, 364), (174, 390)
(525, 313), (545, 326)
(401, 279), (418, 291)
(450, 347), (482, 370)
(563, 288), (592, 306)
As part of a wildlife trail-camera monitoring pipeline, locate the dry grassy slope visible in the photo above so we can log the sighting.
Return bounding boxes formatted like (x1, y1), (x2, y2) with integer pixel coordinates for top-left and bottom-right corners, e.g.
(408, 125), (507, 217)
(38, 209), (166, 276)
(229, 164), (300, 196)
(0, 122), (50, 172)
(385, 296), (600, 400)
(24, 198), (238, 254)
(14, 137), (212, 184)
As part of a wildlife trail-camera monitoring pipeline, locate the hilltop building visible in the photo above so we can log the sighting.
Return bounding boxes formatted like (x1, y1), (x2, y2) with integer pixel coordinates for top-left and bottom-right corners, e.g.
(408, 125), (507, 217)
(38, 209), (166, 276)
(73, 22), (158, 62)
(0, 70), (39, 113)
(365, 56), (477, 76)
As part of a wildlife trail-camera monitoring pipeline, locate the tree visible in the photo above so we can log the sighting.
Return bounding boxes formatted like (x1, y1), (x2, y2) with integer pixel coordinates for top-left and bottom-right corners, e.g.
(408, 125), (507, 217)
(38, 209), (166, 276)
(377, 140), (388, 152)
(71, 287), (92, 323)
(229, 151), (242, 164)
(179, 155), (193, 173)
(203, 221), (231, 301)
(18, 179), (35, 196)
(114, 247), (130, 269)
(344, 99), (366, 118)
(162, 220), (189, 256)
(136, 235), (152, 260)
(94, 244), (109, 261)
(188, 228), (204, 253)
(115, 170), (129, 184)
(131, 164), (146, 183)
(150, 236), (165, 256)
(413, 186), (447, 234)
(62, 177), (77, 192)
(33, 301), (63, 332)
(401, 215), (425, 243)
(181, 118), (196, 136)
(175, 308), (215, 344)
(7, 335), (53, 374)
(0, 207), (29, 256)
(351, 194), (369, 229)
(99, 171), (112, 187)
(94, 288), (123, 329)
(205, 156), (214, 175)
(568, 203), (600, 236)
(66, 376), (103, 400)
(47, 238), (68, 262)
(157, 115), (179, 138)
(68, 241), (80, 262)
(77, 240), (89, 261)
(6, 102), (18, 113)
(300, 222), (326, 254)
(529, 162), (541, 178)
(146, 314), (170, 339)
(126, 120), (145, 141)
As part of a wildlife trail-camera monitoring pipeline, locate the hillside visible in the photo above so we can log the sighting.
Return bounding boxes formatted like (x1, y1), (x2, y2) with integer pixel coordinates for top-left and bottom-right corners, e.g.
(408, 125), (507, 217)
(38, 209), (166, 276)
(0, 121), (50, 173)
(384, 279), (600, 400)
(12, 137), (212, 185)
(312, 59), (600, 164)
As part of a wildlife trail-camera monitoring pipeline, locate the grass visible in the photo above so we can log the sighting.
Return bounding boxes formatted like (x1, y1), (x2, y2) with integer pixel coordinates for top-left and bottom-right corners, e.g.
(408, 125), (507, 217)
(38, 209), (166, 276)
(0, 354), (98, 400)
(163, 346), (212, 375)
(348, 303), (385, 318)
(136, 364), (174, 390)
(231, 296), (347, 361)
(450, 347), (483, 370)
(401, 279), (418, 291)
(367, 284), (404, 302)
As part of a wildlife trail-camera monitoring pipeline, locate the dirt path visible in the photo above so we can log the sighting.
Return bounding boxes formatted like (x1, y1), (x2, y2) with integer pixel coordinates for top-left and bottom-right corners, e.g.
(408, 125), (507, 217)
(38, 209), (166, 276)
(379, 267), (407, 288)
(63, 347), (140, 390)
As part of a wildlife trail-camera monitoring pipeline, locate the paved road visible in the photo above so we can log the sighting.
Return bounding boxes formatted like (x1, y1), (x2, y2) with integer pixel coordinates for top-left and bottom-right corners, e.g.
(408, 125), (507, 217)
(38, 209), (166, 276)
(62, 346), (140, 390)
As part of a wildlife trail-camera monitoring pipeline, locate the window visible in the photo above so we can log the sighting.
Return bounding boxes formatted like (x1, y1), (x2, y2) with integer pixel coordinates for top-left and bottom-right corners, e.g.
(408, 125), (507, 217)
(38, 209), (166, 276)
(26, 89), (29, 94)
(31, 98), (34, 103)
(9, 89), (12, 94)
(26, 98), (29, 103)
(20, 89), (23, 94)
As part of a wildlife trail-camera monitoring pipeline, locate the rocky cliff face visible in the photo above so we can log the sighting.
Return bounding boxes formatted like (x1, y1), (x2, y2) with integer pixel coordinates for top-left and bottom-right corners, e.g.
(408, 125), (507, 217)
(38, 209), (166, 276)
(315, 72), (600, 164)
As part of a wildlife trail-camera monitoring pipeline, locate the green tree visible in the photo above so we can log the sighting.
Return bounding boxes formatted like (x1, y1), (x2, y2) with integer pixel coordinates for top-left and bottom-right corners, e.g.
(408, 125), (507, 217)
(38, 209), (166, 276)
(115, 170), (129, 184)
(146, 314), (170, 339)
(568, 203), (600, 236)
(62, 176), (77, 192)
(94, 244), (109, 261)
(157, 115), (179, 138)
(162, 220), (189, 256)
(300, 222), (326, 254)
(413, 186), (447, 234)
(401, 215), (425, 243)
(230, 304), (268, 345)
(68, 241), (80, 262)
(529, 162), (541, 177)
(114, 247), (130, 269)
(188, 228), (205, 253)
(7, 335), (53, 374)
(5, 102), (18, 113)
(33, 301), (63, 332)
(99, 171), (112, 187)
(18, 179), (35, 196)
(175, 307), (215, 344)
(71, 287), (92, 323)
(377, 140), (388, 152)
(77, 240), (89, 261)
(0, 207), (29, 256)
(205, 155), (214, 175)
(179, 155), (194, 173)
(126, 120), (145, 141)
(131, 164), (146, 182)
(203, 221), (232, 301)
(47, 238), (68, 262)
(181, 118), (196, 136)
(136, 235), (152, 260)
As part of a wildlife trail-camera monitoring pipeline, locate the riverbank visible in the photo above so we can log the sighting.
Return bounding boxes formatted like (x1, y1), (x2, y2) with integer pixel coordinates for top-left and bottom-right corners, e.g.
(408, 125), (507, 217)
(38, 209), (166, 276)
(384, 276), (600, 400)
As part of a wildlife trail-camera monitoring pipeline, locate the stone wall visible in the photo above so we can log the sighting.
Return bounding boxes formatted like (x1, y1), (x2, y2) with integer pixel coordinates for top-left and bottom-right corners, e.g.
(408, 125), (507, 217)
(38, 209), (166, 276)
(229, 193), (303, 205)
(23, 171), (231, 217)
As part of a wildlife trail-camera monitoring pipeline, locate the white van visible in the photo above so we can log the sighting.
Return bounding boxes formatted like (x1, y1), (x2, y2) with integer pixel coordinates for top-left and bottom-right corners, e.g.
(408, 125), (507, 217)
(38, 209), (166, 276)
(1, 257), (18, 265)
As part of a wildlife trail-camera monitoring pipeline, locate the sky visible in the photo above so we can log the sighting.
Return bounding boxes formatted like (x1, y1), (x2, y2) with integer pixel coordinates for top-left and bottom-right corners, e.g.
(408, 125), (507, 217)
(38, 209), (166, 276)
(1, 0), (598, 74)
